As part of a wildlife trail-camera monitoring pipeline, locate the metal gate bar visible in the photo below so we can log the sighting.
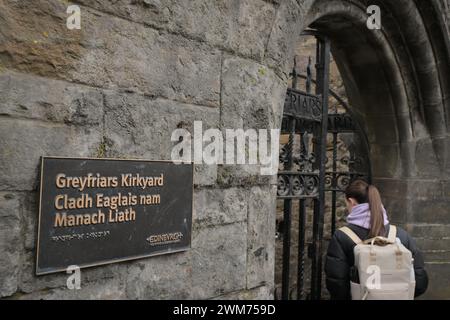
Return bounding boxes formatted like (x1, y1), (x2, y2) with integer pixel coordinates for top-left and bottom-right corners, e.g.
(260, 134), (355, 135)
(309, 33), (330, 301)
(281, 117), (296, 300)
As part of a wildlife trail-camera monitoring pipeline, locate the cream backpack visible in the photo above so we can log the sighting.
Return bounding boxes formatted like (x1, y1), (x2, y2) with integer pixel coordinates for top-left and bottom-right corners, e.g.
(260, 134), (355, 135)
(340, 225), (416, 300)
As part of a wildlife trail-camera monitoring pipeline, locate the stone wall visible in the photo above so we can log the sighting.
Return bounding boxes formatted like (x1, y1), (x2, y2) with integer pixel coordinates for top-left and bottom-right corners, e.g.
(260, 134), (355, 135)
(0, 0), (449, 300)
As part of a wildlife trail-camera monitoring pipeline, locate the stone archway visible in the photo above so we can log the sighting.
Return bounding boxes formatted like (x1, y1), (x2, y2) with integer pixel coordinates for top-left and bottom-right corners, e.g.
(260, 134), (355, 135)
(277, 0), (450, 299)
(303, 0), (449, 178)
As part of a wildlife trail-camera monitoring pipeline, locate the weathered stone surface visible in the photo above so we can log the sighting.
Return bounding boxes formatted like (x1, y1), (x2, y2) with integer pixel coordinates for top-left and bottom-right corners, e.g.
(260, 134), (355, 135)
(194, 164), (218, 187)
(0, 71), (103, 191)
(103, 92), (220, 158)
(221, 56), (285, 129)
(18, 277), (125, 300)
(380, 195), (409, 225)
(414, 139), (442, 178)
(217, 165), (272, 188)
(77, 0), (277, 61)
(422, 250), (450, 263)
(246, 185), (276, 289)
(370, 144), (401, 178)
(423, 105), (448, 138)
(373, 178), (408, 200)
(442, 180), (450, 198)
(0, 71), (103, 125)
(212, 285), (273, 300)
(365, 115), (399, 145)
(432, 136), (450, 176)
(125, 252), (191, 299)
(0, 0), (84, 77)
(18, 251), (67, 294)
(75, 8), (221, 107)
(407, 179), (444, 201)
(351, 86), (396, 117)
(103, 92), (219, 185)
(218, 56), (284, 185)
(398, 140), (417, 178)
(191, 223), (247, 299)
(409, 199), (450, 223)
(416, 238), (450, 252)
(22, 192), (38, 251)
(0, 2), (221, 107)
(264, 0), (311, 78)
(0, 118), (102, 191)
(408, 224), (450, 239)
(193, 188), (247, 228)
(19, 250), (125, 295)
(419, 263), (450, 300)
(0, 192), (21, 297)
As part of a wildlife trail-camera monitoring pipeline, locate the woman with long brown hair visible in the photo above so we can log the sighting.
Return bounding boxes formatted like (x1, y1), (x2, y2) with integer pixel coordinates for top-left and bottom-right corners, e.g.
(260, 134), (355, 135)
(325, 179), (428, 299)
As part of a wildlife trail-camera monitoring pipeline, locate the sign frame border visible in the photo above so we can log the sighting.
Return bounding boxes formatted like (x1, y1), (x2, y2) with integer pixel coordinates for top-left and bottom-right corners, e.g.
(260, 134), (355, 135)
(36, 156), (194, 276)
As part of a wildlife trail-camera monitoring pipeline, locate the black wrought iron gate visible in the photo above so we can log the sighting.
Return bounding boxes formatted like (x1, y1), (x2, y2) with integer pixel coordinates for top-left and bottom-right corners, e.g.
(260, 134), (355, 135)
(276, 32), (371, 300)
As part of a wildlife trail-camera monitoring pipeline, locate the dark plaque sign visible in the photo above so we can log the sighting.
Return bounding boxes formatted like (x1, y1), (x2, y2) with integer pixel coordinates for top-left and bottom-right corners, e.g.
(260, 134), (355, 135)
(36, 157), (193, 275)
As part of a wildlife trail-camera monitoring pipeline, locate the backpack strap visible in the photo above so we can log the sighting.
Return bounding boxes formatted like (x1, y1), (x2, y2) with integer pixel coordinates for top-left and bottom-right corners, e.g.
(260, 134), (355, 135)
(339, 226), (362, 244)
(387, 225), (397, 243)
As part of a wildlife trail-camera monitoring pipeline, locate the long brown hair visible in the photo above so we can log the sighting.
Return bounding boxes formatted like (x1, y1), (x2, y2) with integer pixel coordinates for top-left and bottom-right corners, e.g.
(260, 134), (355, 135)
(344, 180), (385, 238)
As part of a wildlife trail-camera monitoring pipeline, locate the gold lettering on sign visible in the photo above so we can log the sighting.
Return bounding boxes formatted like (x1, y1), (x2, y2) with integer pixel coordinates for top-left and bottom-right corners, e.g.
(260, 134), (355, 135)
(96, 193), (138, 210)
(52, 172), (164, 229)
(139, 194), (161, 205)
(121, 173), (164, 189)
(54, 194), (93, 210)
(54, 210), (106, 227)
(108, 207), (136, 223)
(54, 207), (137, 227)
(55, 173), (119, 191)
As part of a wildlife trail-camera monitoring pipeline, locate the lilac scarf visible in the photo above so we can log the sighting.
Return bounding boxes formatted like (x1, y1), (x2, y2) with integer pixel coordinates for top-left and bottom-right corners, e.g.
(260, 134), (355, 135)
(346, 203), (389, 229)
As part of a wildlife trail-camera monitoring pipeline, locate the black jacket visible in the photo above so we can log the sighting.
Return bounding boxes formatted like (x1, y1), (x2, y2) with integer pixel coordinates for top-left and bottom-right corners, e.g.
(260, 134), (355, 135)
(325, 224), (428, 300)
